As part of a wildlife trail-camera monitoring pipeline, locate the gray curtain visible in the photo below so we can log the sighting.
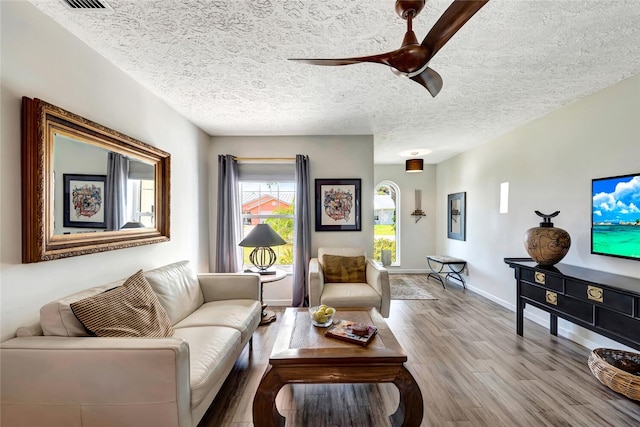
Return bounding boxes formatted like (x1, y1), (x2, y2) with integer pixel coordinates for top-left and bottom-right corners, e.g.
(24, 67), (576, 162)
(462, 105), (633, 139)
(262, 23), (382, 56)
(215, 154), (242, 272)
(292, 154), (311, 306)
(106, 152), (128, 231)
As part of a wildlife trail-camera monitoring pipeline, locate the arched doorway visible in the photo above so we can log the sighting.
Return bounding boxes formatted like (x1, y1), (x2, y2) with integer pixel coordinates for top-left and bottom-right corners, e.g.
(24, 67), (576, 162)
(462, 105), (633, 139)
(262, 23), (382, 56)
(374, 181), (400, 266)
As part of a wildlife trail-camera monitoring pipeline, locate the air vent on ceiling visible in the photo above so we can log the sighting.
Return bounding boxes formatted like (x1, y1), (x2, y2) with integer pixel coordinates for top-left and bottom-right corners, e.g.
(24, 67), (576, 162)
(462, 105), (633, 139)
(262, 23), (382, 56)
(61, 0), (113, 12)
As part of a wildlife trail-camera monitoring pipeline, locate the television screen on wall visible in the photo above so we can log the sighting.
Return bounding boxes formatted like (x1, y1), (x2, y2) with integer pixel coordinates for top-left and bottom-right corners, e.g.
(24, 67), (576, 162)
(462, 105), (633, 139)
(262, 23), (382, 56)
(591, 173), (640, 261)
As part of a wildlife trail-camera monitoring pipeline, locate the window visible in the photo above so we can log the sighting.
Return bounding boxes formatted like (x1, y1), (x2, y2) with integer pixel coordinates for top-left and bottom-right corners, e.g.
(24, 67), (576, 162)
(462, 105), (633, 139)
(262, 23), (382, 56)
(374, 181), (400, 266)
(239, 181), (295, 267)
(126, 159), (156, 228)
(126, 179), (154, 227)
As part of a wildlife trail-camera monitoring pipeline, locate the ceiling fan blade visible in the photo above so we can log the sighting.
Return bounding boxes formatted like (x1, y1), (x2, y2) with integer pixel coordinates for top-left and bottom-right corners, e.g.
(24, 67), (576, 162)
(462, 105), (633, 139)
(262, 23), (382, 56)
(410, 67), (443, 97)
(289, 50), (399, 68)
(289, 58), (371, 66)
(421, 0), (490, 60)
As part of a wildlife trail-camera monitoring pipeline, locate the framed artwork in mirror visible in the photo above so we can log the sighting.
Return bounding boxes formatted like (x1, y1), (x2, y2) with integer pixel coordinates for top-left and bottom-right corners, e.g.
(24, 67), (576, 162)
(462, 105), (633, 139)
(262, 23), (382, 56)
(448, 192), (466, 241)
(63, 174), (107, 228)
(315, 178), (361, 231)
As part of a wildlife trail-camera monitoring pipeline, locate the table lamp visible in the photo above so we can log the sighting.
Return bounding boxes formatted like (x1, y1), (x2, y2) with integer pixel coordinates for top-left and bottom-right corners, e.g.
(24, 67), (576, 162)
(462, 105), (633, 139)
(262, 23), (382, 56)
(238, 223), (286, 275)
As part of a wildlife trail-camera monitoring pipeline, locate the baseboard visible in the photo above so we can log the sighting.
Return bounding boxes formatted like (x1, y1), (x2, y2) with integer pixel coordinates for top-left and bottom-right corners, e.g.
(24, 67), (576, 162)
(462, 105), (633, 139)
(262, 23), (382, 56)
(387, 269), (429, 274)
(263, 299), (291, 307)
(465, 282), (515, 311)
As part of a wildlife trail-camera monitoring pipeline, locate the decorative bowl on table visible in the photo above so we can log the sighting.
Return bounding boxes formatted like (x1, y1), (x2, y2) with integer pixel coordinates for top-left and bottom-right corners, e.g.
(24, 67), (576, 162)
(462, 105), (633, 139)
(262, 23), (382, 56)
(309, 305), (336, 327)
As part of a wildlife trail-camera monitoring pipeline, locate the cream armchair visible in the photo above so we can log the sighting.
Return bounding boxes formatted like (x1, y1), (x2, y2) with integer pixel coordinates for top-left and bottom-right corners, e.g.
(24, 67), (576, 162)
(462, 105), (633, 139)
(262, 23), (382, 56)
(308, 247), (390, 318)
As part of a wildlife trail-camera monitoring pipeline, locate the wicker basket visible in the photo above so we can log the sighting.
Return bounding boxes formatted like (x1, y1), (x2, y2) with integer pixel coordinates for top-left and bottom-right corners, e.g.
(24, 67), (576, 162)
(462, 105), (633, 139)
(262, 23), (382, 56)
(588, 348), (640, 401)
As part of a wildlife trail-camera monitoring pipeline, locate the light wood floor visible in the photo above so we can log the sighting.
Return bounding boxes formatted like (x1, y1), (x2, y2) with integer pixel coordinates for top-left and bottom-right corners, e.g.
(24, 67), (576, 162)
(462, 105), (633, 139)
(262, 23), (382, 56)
(198, 275), (640, 426)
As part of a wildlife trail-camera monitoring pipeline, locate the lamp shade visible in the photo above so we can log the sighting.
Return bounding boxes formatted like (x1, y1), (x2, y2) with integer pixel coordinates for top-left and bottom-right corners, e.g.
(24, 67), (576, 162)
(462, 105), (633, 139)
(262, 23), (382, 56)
(121, 221), (145, 229)
(405, 158), (424, 173)
(239, 223), (286, 247)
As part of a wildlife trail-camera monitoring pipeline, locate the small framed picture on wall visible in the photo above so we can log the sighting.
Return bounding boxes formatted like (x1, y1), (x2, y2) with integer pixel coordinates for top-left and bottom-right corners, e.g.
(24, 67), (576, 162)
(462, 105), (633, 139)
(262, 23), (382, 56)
(315, 178), (361, 231)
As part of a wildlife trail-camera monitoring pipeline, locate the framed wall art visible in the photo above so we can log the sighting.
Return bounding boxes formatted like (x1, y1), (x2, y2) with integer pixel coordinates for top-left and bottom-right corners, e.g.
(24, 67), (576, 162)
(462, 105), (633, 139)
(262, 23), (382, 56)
(447, 192), (466, 241)
(63, 174), (107, 228)
(315, 178), (361, 231)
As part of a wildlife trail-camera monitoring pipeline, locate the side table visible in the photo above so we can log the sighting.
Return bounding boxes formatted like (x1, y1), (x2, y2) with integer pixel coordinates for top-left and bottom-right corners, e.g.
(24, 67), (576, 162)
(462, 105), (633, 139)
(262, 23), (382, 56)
(258, 269), (286, 325)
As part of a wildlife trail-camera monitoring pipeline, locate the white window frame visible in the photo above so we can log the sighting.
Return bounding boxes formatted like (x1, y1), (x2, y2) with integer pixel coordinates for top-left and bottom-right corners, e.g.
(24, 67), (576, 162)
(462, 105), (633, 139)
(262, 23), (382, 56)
(374, 180), (401, 266)
(239, 181), (295, 269)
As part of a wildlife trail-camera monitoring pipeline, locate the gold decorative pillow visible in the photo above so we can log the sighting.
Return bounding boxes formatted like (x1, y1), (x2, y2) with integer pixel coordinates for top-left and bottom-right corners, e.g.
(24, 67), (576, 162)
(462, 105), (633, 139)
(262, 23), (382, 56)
(70, 270), (174, 338)
(322, 255), (366, 283)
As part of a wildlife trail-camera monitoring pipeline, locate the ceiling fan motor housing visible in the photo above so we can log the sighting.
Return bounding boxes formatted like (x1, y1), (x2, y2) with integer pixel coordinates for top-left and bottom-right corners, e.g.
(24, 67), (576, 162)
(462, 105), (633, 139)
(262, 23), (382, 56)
(395, 0), (426, 19)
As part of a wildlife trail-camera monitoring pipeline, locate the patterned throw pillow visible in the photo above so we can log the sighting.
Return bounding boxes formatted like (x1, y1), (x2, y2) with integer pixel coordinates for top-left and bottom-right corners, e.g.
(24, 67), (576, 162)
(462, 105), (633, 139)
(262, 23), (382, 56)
(70, 270), (174, 337)
(322, 255), (366, 283)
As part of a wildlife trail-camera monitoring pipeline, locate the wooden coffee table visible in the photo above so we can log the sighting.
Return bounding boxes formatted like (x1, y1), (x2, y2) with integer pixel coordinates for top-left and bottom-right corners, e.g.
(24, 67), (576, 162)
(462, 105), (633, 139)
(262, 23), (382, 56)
(252, 308), (423, 427)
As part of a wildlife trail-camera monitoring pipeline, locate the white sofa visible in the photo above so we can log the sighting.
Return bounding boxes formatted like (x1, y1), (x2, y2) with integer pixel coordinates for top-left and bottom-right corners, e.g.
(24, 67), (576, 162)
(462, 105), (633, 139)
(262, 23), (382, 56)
(308, 247), (391, 317)
(0, 261), (261, 427)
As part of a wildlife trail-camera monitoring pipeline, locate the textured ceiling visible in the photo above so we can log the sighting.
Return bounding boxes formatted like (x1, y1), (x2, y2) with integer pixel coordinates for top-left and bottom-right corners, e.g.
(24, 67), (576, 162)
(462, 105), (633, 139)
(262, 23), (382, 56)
(29, 0), (640, 164)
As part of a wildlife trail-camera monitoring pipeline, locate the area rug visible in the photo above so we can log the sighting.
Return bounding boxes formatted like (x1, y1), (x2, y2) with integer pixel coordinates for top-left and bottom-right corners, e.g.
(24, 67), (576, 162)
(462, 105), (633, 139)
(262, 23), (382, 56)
(390, 275), (437, 300)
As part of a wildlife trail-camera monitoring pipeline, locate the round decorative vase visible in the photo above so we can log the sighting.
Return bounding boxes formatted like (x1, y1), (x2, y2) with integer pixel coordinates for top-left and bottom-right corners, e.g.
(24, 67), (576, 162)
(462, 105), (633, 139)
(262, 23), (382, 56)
(524, 210), (571, 266)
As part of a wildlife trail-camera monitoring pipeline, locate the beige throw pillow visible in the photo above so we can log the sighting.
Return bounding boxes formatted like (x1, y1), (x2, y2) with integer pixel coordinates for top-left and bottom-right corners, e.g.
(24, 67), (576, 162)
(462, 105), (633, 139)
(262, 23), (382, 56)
(322, 255), (366, 283)
(70, 270), (174, 338)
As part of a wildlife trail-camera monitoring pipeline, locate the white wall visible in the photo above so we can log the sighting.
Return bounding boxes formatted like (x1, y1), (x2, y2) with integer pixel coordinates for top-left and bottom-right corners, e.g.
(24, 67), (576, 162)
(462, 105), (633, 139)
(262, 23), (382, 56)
(210, 135), (374, 304)
(374, 164), (437, 272)
(436, 73), (640, 350)
(0, 2), (211, 341)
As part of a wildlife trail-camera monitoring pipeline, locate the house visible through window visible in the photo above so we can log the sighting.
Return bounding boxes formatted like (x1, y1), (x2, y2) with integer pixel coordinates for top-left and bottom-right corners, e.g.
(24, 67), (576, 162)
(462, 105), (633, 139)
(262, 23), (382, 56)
(239, 181), (295, 268)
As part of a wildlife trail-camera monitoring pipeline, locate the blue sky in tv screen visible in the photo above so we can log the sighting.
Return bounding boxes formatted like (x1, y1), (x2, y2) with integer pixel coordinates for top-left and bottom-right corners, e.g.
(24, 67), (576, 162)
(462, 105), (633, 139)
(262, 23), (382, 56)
(592, 174), (640, 224)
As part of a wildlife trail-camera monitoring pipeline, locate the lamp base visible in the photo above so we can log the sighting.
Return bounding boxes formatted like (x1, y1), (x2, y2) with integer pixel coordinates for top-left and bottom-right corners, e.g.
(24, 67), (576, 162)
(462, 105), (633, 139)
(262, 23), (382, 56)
(260, 310), (277, 325)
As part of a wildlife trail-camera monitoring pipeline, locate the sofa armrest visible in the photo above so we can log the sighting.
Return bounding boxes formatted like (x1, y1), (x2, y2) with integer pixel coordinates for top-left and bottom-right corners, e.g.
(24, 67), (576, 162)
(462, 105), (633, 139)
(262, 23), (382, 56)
(197, 273), (260, 302)
(366, 260), (390, 318)
(308, 258), (325, 307)
(1, 336), (191, 427)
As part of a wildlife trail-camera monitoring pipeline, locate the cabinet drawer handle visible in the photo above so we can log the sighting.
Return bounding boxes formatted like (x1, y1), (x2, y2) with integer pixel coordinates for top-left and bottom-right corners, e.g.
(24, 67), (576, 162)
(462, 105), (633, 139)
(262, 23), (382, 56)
(545, 291), (558, 306)
(535, 272), (546, 285)
(587, 286), (603, 303)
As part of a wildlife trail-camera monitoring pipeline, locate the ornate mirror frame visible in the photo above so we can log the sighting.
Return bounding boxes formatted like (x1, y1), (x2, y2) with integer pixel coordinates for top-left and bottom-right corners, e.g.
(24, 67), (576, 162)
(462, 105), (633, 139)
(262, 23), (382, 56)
(22, 97), (171, 263)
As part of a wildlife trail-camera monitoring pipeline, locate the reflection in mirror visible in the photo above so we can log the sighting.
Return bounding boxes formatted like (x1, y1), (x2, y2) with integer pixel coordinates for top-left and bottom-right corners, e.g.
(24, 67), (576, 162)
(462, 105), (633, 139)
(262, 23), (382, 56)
(22, 97), (170, 263)
(54, 135), (157, 234)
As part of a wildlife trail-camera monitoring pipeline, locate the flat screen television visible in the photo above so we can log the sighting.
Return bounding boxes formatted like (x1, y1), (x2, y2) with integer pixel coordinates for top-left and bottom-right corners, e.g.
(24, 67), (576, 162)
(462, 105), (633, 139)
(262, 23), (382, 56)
(591, 172), (640, 261)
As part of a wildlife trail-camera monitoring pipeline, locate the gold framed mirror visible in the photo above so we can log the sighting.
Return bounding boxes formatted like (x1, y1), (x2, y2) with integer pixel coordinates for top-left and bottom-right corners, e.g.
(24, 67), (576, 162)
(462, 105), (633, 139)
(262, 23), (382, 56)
(22, 97), (170, 263)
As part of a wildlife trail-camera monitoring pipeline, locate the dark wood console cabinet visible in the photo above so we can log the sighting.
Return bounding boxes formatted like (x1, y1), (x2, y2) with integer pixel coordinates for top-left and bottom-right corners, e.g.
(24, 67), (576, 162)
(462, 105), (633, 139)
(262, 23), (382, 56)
(505, 258), (640, 351)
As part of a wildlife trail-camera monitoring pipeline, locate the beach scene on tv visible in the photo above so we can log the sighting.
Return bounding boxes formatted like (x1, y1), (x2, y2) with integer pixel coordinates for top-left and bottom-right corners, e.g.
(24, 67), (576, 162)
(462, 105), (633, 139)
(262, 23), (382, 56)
(592, 173), (640, 260)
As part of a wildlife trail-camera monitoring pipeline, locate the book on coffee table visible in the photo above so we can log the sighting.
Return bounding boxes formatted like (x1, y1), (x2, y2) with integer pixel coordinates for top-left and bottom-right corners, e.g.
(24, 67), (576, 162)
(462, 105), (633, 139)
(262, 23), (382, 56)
(325, 319), (378, 346)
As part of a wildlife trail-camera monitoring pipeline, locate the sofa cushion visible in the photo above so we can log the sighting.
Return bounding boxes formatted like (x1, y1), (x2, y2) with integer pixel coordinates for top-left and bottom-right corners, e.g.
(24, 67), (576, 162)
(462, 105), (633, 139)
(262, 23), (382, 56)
(40, 279), (126, 337)
(144, 261), (205, 325)
(173, 300), (261, 344)
(320, 282), (382, 308)
(70, 270), (174, 338)
(322, 255), (366, 283)
(172, 326), (241, 409)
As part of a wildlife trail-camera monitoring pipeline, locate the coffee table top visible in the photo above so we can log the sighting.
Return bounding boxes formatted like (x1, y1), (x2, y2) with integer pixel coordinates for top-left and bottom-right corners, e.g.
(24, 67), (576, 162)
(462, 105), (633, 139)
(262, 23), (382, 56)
(270, 308), (407, 365)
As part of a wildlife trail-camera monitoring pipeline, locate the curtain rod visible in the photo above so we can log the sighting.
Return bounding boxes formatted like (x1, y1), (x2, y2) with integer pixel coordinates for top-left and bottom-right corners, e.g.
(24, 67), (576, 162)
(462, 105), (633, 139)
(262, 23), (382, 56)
(233, 157), (296, 161)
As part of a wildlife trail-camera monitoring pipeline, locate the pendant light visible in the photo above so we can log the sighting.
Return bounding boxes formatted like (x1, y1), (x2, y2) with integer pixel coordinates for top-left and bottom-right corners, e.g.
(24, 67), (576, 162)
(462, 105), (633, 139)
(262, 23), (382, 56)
(405, 152), (424, 173)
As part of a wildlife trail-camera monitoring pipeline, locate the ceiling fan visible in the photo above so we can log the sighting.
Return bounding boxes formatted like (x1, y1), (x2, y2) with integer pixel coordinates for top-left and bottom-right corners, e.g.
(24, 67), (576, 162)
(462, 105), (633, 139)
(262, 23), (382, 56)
(290, 0), (490, 97)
